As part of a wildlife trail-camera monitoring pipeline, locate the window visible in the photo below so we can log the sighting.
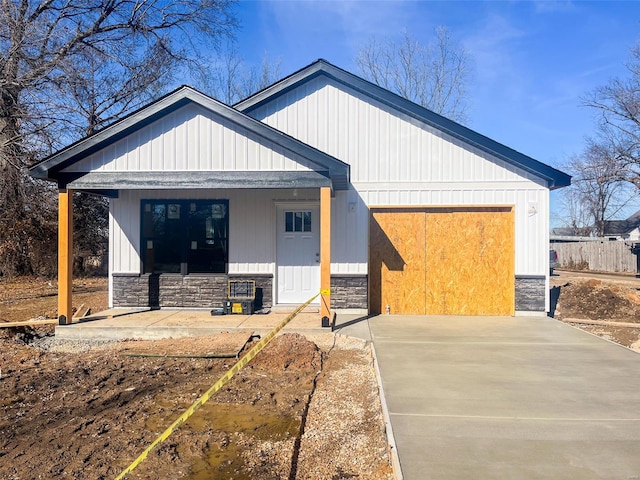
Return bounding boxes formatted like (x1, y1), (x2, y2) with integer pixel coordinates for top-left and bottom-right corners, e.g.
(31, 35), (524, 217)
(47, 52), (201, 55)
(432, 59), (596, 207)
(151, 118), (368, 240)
(142, 200), (228, 274)
(285, 211), (312, 232)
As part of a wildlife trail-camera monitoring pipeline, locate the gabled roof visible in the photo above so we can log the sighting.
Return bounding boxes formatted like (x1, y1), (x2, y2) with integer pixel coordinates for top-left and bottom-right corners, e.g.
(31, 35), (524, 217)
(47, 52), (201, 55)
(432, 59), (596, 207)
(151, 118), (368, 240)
(603, 210), (640, 236)
(30, 85), (350, 190)
(551, 227), (584, 237)
(236, 59), (571, 190)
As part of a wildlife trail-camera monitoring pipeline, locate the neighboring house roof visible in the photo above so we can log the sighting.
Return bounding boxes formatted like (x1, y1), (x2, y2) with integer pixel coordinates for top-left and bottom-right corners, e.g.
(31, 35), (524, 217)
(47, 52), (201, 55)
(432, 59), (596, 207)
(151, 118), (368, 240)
(603, 210), (640, 236)
(551, 227), (583, 236)
(30, 86), (350, 191)
(236, 59), (571, 190)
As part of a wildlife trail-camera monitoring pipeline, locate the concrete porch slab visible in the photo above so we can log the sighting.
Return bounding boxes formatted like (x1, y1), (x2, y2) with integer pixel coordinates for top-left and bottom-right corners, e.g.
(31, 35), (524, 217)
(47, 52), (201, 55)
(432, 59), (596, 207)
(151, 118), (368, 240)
(55, 308), (328, 341)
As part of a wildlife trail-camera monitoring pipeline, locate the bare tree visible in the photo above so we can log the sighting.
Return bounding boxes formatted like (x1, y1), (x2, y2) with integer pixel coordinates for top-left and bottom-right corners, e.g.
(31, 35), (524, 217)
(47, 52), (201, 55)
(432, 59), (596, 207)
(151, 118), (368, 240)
(356, 28), (471, 123)
(52, 46), (175, 275)
(241, 52), (282, 100)
(583, 44), (640, 188)
(1, 0), (236, 159)
(556, 190), (595, 236)
(559, 137), (638, 236)
(54, 46), (174, 137)
(556, 41), (640, 238)
(198, 45), (281, 104)
(0, 0), (237, 275)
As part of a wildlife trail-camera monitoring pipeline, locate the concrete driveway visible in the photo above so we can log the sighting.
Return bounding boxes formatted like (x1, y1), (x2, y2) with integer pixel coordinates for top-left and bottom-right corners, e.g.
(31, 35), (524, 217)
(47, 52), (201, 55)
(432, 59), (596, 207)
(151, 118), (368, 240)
(360, 315), (640, 479)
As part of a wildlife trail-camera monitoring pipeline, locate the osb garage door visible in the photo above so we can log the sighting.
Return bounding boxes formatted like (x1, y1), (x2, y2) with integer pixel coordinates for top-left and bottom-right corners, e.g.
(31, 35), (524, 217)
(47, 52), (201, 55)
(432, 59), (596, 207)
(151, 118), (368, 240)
(369, 207), (515, 315)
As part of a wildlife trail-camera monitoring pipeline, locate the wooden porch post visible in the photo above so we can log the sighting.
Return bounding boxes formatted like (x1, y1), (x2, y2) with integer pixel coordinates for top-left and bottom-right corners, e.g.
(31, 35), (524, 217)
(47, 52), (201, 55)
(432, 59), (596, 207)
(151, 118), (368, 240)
(58, 188), (73, 325)
(320, 186), (331, 326)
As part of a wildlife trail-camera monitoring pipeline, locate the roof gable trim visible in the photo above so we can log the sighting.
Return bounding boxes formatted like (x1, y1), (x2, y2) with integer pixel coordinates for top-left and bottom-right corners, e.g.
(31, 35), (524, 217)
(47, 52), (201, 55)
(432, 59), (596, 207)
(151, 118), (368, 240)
(236, 59), (571, 190)
(30, 86), (350, 190)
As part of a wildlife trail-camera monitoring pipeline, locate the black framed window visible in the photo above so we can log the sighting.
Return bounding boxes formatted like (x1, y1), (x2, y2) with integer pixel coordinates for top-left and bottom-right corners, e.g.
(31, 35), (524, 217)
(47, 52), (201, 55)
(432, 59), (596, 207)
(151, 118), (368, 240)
(285, 211), (312, 233)
(142, 200), (228, 274)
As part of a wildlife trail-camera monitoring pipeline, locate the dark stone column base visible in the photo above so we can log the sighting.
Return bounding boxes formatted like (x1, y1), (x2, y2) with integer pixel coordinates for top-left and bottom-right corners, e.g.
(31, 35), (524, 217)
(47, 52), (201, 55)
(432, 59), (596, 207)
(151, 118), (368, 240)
(515, 276), (545, 312)
(330, 274), (368, 310)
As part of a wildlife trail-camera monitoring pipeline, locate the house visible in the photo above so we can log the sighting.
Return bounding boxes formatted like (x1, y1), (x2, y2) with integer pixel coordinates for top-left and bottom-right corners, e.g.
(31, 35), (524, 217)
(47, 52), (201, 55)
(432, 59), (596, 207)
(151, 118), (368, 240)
(551, 210), (640, 242)
(30, 59), (571, 325)
(603, 210), (640, 241)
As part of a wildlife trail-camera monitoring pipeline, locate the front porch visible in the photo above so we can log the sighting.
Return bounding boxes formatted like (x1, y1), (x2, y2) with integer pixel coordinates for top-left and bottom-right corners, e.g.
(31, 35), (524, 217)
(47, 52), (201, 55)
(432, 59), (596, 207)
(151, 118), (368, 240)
(55, 186), (335, 326)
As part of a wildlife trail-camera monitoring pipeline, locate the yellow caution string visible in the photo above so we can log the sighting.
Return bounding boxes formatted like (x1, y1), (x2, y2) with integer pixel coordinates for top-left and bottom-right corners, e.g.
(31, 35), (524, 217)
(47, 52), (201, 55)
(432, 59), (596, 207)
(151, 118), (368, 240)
(114, 292), (320, 480)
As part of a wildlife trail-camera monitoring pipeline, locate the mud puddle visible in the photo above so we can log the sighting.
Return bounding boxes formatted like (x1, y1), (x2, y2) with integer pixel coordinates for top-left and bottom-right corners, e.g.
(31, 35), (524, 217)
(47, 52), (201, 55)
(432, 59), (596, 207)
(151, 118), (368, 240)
(183, 403), (300, 479)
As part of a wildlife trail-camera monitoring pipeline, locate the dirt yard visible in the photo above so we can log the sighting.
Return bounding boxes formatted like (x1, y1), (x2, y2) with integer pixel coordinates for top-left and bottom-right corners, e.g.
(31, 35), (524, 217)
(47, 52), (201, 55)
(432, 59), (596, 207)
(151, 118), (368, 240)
(3, 270), (638, 479)
(551, 270), (640, 352)
(0, 278), (393, 480)
(0, 276), (108, 323)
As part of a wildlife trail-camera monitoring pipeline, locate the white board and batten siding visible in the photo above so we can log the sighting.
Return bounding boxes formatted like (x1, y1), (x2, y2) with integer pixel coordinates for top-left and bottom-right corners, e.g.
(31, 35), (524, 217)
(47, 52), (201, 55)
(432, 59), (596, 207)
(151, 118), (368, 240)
(61, 103), (318, 174)
(247, 75), (551, 277)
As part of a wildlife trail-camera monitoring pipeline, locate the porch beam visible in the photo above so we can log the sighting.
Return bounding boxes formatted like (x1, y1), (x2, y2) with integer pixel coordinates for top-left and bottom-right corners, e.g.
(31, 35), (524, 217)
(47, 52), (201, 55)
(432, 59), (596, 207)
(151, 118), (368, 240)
(58, 188), (73, 325)
(320, 186), (331, 325)
(66, 171), (334, 190)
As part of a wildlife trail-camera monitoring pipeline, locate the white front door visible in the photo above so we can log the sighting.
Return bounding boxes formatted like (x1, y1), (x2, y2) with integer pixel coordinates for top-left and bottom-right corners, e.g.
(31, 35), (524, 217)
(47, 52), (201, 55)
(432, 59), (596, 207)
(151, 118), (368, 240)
(276, 205), (320, 304)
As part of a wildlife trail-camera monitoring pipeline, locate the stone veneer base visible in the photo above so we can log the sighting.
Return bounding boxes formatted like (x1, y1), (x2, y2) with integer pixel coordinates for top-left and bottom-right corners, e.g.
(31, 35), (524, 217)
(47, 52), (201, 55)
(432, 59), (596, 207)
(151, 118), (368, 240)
(515, 276), (546, 312)
(330, 274), (368, 310)
(112, 273), (273, 310)
(113, 273), (542, 313)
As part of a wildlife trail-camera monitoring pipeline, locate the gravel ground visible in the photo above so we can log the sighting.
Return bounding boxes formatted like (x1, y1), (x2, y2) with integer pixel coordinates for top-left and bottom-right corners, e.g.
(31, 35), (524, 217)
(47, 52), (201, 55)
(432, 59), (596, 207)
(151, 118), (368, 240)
(31, 336), (119, 352)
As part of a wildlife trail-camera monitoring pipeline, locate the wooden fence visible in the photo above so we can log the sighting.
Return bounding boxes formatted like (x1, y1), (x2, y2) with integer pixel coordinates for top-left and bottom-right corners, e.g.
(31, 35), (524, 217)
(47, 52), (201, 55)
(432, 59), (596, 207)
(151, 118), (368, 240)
(553, 241), (639, 273)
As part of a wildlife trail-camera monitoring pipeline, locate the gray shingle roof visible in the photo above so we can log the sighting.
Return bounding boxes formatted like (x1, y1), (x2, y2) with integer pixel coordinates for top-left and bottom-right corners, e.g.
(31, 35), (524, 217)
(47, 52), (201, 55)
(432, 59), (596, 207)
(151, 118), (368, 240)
(603, 210), (640, 235)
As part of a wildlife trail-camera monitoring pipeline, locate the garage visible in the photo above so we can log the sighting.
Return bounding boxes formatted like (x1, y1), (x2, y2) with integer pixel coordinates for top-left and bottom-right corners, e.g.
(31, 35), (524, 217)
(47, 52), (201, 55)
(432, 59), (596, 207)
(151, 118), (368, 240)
(369, 207), (515, 315)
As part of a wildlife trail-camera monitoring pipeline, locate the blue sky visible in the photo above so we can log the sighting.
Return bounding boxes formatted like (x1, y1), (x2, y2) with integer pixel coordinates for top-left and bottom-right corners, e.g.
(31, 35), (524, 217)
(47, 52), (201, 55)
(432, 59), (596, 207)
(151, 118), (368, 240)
(231, 1), (640, 224)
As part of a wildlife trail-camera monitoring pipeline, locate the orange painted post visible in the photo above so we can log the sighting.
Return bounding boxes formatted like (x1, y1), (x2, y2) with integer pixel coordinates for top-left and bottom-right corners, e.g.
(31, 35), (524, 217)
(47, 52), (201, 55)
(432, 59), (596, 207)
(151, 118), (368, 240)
(320, 186), (331, 326)
(58, 188), (73, 325)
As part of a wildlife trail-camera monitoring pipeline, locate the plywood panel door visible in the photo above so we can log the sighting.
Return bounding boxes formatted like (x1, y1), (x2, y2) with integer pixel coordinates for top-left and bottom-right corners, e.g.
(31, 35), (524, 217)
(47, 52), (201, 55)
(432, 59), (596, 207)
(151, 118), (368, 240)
(370, 210), (426, 315)
(425, 209), (515, 315)
(369, 207), (515, 316)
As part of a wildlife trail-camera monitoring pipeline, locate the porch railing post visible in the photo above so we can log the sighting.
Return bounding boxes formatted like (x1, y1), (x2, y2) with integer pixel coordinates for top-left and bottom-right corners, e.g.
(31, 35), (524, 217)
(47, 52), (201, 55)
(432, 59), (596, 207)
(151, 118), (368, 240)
(320, 186), (331, 325)
(58, 188), (73, 325)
